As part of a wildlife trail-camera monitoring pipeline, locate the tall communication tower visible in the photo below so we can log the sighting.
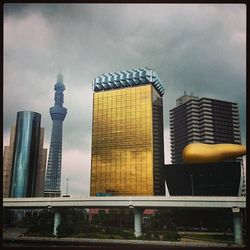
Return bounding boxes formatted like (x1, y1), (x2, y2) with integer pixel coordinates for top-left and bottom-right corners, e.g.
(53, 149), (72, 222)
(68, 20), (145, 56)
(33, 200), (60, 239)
(44, 73), (67, 197)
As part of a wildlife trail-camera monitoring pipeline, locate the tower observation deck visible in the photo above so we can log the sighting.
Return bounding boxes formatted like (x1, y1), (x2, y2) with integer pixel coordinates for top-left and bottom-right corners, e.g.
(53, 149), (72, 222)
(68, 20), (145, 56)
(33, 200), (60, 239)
(44, 74), (67, 197)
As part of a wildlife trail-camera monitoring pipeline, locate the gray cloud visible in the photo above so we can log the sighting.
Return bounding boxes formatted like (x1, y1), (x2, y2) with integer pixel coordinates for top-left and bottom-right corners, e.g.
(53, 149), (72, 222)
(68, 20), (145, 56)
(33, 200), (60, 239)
(4, 4), (246, 196)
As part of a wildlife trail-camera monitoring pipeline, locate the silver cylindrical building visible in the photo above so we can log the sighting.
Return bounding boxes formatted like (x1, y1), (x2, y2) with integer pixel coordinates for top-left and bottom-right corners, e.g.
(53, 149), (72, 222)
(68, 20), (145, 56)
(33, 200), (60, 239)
(10, 111), (41, 197)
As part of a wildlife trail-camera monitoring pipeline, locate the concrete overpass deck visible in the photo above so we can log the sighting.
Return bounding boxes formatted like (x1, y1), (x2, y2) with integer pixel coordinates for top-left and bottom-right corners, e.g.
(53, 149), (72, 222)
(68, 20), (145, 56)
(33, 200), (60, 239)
(3, 196), (246, 209)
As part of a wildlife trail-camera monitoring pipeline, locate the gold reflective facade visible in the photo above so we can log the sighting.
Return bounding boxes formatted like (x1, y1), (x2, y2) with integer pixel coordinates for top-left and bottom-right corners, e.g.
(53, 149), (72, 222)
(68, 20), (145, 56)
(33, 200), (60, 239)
(91, 84), (164, 196)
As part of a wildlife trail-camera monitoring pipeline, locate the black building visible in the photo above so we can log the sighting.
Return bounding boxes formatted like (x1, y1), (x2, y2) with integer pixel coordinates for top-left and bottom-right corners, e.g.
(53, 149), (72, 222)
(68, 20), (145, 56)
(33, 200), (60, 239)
(163, 162), (241, 196)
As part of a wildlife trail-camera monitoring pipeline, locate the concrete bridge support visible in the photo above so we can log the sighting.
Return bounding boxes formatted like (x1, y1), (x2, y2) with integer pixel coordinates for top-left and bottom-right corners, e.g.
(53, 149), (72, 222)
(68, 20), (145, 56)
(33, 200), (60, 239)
(232, 207), (243, 245)
(134, 208), (143, 238)
(53, 210), (61, 236)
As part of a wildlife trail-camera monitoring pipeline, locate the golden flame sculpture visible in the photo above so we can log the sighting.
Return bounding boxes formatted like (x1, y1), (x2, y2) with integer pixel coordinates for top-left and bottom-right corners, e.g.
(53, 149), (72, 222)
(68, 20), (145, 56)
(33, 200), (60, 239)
(182, 143), (246, 164)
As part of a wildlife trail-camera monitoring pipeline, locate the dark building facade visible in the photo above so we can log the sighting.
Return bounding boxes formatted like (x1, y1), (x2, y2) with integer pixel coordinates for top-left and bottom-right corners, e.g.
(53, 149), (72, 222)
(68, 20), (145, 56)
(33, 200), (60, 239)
(163, 162), (241, 196)
(90, 68), (165, 196)
(169, 92), (245, 196)
(3, 111), (47, 198)
(44, 74), (67, 197)
(170, 92), (241, 164)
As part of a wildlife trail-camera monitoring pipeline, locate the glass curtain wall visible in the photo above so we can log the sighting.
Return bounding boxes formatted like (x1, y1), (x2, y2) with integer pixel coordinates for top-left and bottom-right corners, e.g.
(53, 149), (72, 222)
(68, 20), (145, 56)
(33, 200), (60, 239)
(91, 85), (154, 196)
(10, 111), (41, 197)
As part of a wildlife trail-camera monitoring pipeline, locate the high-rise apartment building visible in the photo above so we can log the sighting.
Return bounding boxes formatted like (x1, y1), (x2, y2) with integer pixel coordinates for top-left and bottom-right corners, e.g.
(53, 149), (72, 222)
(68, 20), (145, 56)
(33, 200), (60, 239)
(90, 68), (165, 196)
(170, 92), (241, 164)
(3, 111), (47, 198)
(169, 92), (245, 196)
(44, 74), (67, 197)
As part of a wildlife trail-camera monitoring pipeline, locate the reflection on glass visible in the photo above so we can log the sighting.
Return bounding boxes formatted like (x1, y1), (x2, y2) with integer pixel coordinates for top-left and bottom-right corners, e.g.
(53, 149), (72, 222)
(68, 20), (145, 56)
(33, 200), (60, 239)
(91, 84), (164, 196)
(10, 111), (41, 197)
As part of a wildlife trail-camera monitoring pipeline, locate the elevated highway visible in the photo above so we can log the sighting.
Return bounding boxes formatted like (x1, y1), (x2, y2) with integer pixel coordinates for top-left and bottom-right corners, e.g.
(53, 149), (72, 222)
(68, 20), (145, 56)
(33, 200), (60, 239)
(3, 196), (246, 209)
(3, 196), (246, 245)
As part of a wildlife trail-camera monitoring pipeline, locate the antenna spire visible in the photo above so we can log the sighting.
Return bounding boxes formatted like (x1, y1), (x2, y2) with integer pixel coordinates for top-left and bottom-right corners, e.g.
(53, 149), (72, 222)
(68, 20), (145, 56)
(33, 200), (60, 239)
(57, 73), (63, 84)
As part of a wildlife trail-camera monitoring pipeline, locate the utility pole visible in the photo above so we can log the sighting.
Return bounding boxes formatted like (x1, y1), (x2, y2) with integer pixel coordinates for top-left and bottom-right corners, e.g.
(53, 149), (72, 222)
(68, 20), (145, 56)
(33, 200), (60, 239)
(191, 174), (194, 195)
(66, 178), (69, 196)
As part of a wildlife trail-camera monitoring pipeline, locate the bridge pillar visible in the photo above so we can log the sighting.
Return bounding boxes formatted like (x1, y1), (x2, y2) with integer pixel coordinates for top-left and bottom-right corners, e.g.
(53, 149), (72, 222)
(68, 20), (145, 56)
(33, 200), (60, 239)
(232, 207), (243, 245)
(134, 208), (142, 238)
(53, 210), (61, 236)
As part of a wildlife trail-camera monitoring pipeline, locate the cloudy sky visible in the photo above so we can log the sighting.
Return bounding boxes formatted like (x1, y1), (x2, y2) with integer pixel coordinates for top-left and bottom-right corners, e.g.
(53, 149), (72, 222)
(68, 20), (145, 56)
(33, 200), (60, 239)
(3, 4), (246, 197)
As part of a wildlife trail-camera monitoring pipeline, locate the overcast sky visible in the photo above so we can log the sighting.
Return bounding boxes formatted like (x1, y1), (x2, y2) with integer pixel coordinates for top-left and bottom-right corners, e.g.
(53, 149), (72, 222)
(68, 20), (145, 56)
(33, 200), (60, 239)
(3, 4), (246, 197)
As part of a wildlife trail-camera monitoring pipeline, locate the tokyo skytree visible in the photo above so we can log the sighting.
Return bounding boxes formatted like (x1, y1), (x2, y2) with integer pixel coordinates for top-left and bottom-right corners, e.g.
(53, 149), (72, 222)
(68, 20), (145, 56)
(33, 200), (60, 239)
(44, 73), (67, 197)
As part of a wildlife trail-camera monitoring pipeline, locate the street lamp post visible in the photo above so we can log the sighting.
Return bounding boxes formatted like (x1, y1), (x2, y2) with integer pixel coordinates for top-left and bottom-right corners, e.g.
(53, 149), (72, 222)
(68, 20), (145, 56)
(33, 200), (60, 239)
(66, 178), (69, 196)
(191, 174), (194, 195)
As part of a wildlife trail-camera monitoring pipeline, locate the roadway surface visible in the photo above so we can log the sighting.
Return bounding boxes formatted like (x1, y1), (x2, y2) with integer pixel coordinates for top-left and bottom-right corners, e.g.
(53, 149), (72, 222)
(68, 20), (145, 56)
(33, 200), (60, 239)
(3, 235), (238, 248)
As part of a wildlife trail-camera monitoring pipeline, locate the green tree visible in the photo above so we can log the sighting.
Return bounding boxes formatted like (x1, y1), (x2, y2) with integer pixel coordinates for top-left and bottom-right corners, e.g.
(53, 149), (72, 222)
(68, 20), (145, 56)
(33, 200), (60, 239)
(97, 209), (107, 225)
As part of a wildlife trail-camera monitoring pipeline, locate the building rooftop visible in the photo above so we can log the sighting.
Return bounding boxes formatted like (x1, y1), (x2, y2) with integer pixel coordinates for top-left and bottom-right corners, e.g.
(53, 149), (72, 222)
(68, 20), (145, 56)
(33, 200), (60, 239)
(175, 91), (199, 106)
(93, 67), (165, 97)
(174, 91), (239, 107)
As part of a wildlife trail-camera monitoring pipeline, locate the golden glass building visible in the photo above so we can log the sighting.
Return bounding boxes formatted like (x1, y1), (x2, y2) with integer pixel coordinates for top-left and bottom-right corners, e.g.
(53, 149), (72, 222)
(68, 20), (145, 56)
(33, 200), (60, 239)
(90, 68), (165, 196)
